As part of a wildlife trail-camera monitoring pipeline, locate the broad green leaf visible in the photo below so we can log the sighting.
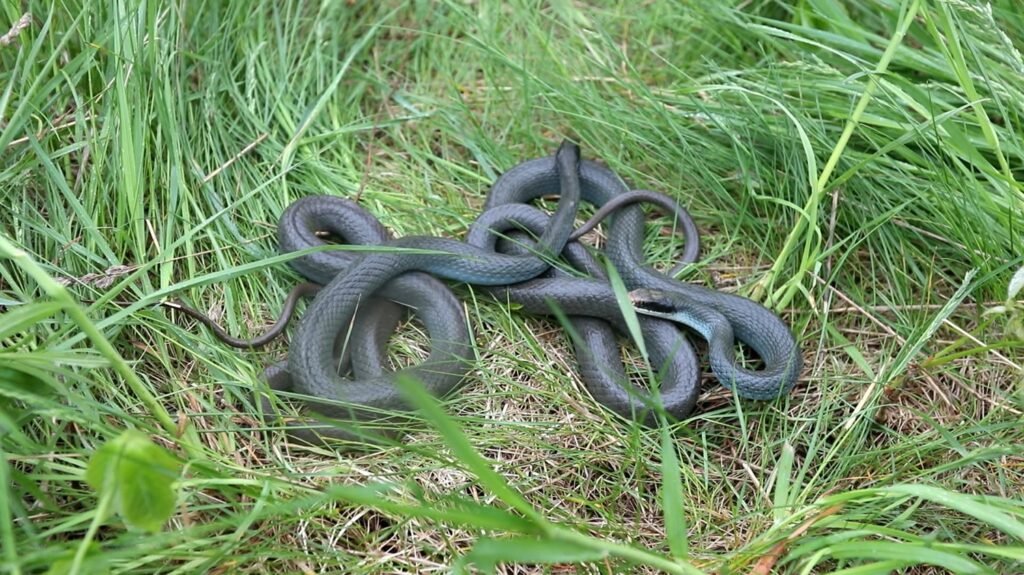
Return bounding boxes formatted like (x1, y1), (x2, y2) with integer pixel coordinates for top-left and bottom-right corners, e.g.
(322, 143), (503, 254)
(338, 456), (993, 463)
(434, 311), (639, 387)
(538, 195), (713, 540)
(46, 558), (110, 575)
(45, 544), (109, 575)
(85, 429), (181, 533)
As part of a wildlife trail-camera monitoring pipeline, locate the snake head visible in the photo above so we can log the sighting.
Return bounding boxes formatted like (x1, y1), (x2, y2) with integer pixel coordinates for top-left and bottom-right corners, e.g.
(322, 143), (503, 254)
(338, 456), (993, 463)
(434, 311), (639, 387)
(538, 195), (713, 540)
(628, 288), (677, 316)
(555, 140), (581, 171)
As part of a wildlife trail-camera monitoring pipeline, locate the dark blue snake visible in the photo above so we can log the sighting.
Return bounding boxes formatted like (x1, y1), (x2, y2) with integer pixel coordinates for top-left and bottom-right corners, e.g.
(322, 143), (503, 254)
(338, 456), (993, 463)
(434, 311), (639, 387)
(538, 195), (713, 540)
(172, 141), (802, 445)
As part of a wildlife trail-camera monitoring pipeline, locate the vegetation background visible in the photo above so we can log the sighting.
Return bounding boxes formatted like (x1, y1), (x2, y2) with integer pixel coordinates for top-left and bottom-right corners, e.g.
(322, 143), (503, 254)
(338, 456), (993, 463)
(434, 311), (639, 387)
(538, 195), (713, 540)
(2, 0), (1023, 573)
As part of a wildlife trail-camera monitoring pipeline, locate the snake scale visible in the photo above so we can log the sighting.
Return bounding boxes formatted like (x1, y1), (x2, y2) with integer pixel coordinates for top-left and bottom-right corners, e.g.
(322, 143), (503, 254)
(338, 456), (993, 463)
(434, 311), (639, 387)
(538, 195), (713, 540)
(172, 141), (802, 445)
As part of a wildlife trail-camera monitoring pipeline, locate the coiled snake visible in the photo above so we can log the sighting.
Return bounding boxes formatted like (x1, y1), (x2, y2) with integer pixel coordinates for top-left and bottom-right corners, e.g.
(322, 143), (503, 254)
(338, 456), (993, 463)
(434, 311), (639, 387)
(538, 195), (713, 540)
(171, 141), (802, 445)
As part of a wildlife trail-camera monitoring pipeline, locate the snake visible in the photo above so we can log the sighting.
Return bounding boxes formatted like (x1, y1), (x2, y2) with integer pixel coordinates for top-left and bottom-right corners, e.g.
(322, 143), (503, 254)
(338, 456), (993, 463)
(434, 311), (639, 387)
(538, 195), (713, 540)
(170, 141), (802, 445)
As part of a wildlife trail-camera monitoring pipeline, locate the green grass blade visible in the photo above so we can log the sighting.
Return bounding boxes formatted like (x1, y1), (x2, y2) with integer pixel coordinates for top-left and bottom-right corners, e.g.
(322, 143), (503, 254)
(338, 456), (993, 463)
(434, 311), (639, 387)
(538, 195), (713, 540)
(0, 446), (19, 575)
(661, 426), (689, 560)
(324, 484), (536, 533)
(465, 536), (609, 570)
(394, 374), (546, 527)
(880, 484), (1024, 541)
(772, 441), (796, 525)
(826, 540), (989, 573)
(828, 560), (916, 575)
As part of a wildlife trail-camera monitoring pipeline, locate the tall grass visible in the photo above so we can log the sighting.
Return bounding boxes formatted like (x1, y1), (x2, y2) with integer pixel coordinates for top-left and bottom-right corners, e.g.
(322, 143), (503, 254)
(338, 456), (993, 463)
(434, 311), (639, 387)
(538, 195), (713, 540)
(2, 0), (1023, 573)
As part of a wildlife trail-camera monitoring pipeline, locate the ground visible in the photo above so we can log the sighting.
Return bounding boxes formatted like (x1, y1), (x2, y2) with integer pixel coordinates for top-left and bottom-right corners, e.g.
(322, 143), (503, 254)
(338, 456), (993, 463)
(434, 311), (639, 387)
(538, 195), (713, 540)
(2, 1), (1023, 574)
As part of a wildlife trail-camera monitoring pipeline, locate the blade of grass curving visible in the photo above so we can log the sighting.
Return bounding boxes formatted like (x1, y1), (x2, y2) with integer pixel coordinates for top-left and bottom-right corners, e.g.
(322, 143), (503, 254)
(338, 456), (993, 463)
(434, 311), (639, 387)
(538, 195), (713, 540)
(764, 0), (923, 309)
(931, 543), (1024, 562)
(393, 374), (546, 525)
(828, 560), (918, 575)
(0, 234), (200, 457)
(464, 536), (608, 572)
(0, 7), (81, 151)
(661, 426), (690, 561)
(0, 301), (63, 341)
(825, 540), (988, 574)
(279, 8), (397, 167)
(393, 375), (706, 575)
(772, 442), (796, 525)
(879, 484), (1024, 541)
(880, 269), (978, 382)
(924, 2), (1014, 182)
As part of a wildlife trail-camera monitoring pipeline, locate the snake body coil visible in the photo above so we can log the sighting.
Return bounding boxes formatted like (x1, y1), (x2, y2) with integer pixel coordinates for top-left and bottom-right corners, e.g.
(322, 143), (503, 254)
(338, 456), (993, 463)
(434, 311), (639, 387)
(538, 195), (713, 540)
(178, 141), (802, 444)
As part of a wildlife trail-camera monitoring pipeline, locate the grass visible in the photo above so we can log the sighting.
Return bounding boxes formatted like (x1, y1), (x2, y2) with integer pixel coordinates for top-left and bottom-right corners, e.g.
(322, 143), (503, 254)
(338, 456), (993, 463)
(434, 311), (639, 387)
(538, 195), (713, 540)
(2, 0), (1024, 572)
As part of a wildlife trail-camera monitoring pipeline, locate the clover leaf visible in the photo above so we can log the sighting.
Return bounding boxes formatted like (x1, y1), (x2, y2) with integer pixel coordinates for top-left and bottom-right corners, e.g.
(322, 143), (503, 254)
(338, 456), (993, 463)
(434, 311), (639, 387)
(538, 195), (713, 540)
(85, 429), (181, 533)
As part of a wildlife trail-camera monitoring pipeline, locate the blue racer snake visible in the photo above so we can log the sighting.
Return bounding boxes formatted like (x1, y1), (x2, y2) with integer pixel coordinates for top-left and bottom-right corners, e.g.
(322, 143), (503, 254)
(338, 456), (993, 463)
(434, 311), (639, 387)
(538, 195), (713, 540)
(170, 141), (802, 445)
